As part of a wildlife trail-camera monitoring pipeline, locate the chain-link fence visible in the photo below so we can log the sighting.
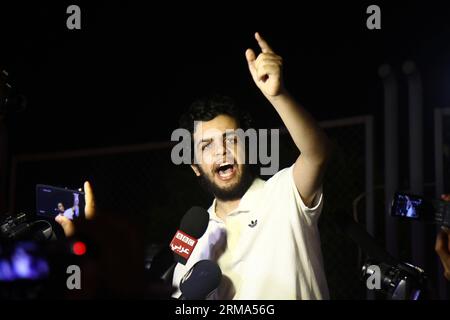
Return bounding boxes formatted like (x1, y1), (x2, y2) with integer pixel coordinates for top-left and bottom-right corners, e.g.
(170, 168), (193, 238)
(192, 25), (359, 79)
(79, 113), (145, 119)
(276, 117), (373, 299)
(9, 116), (374, 299)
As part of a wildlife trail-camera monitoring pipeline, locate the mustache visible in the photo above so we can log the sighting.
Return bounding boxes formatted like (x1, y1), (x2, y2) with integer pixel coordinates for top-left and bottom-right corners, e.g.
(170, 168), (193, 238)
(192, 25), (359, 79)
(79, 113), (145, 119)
(196, 164), (255, 201)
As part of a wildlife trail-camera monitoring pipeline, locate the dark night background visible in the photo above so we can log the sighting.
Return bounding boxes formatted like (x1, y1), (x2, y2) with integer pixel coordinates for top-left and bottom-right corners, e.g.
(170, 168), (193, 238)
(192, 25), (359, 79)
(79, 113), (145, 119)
(1, 1), (450, 299)
(1, 1), (449, 152)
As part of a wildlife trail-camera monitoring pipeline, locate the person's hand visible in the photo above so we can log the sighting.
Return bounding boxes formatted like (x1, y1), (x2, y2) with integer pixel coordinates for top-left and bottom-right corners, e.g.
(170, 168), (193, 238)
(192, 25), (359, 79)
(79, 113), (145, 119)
(55, 181), (96, 237)
(435, 194), (450, 281)
(245, 32), (285, 98)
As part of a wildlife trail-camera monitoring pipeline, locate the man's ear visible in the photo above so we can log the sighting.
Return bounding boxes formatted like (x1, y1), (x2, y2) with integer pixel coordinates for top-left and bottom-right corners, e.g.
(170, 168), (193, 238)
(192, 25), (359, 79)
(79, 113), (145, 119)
(191, 165), (201, 177)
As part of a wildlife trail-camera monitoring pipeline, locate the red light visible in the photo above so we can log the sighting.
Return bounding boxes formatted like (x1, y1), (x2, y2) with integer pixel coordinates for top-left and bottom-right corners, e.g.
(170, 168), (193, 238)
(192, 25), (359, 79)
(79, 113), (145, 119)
(72, 241), (87, 256)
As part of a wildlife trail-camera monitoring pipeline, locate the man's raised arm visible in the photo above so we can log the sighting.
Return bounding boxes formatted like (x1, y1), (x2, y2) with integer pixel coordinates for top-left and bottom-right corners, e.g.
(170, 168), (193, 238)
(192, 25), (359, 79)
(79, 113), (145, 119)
(246, 32), (331, 207)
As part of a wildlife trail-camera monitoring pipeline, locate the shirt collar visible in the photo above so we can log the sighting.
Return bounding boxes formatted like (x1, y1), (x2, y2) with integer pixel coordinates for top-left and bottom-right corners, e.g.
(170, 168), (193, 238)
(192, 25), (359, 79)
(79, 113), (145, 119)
(208, 177), (265, 222)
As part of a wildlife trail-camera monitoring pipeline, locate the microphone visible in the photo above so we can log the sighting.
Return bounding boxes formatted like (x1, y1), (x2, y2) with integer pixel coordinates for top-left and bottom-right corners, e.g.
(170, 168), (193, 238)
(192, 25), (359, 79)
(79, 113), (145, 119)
(147, 206), (209, 283)
(169, 206), (209, 265)
(333, 214), (399, 266)
(179, 260), (222, 300)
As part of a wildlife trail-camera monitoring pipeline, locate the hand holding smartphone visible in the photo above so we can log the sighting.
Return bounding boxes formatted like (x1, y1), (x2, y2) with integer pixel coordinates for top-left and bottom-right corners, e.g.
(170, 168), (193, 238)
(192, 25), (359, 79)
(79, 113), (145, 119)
(391, 192), (450, 228)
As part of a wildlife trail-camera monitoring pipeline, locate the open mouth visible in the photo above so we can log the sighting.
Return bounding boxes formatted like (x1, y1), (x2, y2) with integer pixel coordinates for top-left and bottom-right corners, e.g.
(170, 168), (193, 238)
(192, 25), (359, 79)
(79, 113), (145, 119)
(215, 162), (237, 181)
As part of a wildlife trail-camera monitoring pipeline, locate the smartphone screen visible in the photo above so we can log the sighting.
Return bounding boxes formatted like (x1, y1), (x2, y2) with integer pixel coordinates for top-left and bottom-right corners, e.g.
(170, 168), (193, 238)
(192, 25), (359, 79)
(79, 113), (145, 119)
(36, 184), (85, 221)
(391, 192), (427, 219)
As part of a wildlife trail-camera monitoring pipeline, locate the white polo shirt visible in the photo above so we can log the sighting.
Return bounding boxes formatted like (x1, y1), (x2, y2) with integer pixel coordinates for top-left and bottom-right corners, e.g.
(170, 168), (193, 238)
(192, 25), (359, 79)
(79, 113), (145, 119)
(172, 164), (329, 300)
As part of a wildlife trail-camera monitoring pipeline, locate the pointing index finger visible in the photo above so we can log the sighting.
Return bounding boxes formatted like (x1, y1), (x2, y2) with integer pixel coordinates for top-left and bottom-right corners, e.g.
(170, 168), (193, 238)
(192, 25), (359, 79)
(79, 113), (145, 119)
(255, 32), (274, 53)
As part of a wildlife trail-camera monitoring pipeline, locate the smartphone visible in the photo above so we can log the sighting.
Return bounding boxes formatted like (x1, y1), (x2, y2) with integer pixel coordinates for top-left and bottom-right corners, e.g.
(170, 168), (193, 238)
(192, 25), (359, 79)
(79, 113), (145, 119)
(390, 192), (427, 219)
(390, 192), (450, 227)
(36, 184), (85, 221)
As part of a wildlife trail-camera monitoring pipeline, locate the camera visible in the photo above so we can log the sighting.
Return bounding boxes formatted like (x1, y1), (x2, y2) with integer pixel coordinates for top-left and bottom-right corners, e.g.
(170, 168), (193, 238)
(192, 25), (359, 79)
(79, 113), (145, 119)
(1, 213), (29, 239)
(1, 184), (85, 241)
(0, 213), (80, 299)
(0, 184), (85, 298)
(0, 212), (55, 241)
(390, 192), (450, 228)
(361, 260), (427, 300)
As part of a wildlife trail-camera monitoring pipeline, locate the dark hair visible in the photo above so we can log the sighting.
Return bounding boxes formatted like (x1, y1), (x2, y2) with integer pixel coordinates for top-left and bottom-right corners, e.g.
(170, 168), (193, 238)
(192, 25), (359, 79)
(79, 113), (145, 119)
(179, 94), (260, 178)
(179, 94), (253, 134)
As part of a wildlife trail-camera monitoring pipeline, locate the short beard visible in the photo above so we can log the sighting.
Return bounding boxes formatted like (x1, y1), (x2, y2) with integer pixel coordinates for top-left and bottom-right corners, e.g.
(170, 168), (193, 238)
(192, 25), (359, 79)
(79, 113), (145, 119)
(196, 164), (255, 201)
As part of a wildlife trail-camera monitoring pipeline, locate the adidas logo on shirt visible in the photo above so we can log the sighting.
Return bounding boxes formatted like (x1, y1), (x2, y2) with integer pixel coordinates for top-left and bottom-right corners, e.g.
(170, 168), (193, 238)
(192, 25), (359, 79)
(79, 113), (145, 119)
(248, 220), (258, 228)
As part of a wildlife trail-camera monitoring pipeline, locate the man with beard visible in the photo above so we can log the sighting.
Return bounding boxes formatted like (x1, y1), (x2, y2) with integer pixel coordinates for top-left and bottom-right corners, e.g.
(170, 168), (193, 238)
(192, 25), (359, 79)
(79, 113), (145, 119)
(172, 33), (331, 300)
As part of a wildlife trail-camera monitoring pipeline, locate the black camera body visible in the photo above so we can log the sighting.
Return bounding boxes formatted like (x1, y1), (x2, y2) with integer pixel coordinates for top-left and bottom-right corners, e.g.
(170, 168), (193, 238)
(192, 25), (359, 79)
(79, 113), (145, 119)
(390, 192), (450, 228)
(0, 212), (87, 299)
(0, 213), (29, 239)
(361, 260), (427, 300)
(0, 212), (55, 241)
